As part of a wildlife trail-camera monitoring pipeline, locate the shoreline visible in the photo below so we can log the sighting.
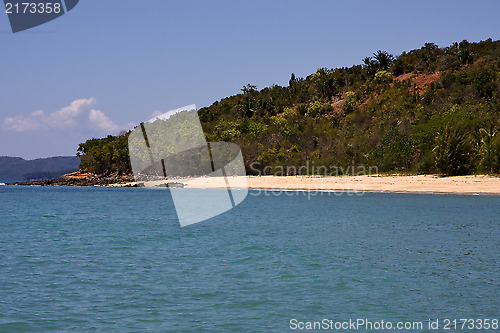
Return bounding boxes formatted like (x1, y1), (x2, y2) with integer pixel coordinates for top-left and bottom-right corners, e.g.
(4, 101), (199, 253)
(7, 174), (500, 195)
(121, 174), (500, 195)
(244, 175), (500, 195)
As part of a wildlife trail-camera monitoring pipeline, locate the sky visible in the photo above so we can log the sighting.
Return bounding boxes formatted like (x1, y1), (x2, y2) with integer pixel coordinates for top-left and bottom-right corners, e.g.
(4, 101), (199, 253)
(1, 0), (499, 159)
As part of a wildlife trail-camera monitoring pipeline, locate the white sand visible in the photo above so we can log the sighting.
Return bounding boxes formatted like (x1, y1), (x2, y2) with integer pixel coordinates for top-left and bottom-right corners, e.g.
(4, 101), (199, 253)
(118, 175), (500, 195)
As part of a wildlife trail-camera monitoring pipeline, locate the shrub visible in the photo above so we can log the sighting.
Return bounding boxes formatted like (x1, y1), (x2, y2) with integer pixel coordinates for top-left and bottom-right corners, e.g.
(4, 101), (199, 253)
(283, 107), (296, 119)
(433, 124), (473, 175)
(477, 127), (499, 173)
(306, 100), (332, 117)
(342, 91), (358, 114)
(247, 121), (268, 137)
(374, 70), (393, 84)
(474, 69), (496, 99)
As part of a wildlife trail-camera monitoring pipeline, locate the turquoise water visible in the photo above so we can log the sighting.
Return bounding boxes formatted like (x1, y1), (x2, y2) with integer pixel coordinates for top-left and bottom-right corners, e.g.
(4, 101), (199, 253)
(0, 186), (499, 332)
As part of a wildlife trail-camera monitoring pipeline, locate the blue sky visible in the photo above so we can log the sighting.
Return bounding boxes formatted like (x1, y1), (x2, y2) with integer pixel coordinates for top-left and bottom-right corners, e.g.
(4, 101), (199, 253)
(1, 0), (499, 159)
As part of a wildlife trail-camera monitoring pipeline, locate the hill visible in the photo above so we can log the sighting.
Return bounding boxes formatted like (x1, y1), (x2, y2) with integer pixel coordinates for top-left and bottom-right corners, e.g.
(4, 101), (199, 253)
(76, 39), (500, 177)
(0, 156), (80, 181)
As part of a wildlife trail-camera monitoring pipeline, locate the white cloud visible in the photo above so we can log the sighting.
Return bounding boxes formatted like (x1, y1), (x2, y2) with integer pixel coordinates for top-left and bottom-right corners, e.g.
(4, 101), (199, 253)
(89, 109), (120, 132)
(2, 98), (122, 135)
(148, 110), (163, 119)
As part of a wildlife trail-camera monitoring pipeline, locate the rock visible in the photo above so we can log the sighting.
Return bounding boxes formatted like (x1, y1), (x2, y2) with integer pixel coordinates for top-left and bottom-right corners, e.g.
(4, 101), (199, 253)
(7, 169), (136, 187)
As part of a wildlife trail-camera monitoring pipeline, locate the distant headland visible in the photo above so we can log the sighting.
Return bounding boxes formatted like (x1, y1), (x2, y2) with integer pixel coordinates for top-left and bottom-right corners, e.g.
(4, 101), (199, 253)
(0, 156), (80, 182)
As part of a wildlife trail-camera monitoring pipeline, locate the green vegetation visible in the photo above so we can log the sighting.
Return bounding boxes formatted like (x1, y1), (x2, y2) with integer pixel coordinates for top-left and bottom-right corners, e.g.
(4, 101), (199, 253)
(77, 134), (129, 175)
(77, 39), (500, 176)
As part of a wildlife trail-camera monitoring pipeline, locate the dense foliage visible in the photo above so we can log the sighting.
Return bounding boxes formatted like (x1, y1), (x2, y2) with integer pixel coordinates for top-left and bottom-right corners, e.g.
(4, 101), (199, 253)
(77, 39), (500, 176)
(77, 134), (129, 175)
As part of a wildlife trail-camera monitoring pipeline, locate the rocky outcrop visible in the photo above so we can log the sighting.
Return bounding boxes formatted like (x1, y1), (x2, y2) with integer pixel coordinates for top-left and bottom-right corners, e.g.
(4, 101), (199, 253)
(8, 170), (135, 186)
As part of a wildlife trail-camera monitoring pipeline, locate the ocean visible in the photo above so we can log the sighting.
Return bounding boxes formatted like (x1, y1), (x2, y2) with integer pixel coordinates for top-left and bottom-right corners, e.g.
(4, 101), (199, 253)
(0, 186), (499, 332)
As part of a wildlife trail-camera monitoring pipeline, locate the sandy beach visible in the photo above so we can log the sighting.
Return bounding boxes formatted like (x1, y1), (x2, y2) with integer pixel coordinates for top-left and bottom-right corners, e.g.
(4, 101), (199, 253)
(128, 175), (500, 195)
(245, 175), (500, 195)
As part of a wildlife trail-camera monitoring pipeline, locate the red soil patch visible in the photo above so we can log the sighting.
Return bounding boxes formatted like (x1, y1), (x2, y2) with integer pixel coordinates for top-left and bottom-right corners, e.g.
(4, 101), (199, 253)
(359, 72), (441, 109)
(395, 72), (441, 95)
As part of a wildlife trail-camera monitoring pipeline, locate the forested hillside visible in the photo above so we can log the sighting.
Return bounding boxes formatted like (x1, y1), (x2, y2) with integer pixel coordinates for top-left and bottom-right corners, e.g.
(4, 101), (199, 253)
(0, 156), (80, 181)
(77, 39), (500, 176)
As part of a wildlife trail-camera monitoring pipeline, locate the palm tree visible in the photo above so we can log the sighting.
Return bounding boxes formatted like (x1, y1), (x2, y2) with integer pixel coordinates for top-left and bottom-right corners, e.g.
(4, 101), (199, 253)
(373, 50), (394, 70)
(433, 123), (472, 175)
(362, 56), (378, 77)
(478, 126), (497, 173)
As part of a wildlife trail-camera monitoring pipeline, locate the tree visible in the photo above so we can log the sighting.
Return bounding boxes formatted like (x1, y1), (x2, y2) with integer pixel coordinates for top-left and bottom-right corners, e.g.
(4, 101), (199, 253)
(310, 68), (337, 101)
(373, 50), (394, 70)
(240, 84), (258, 117)
(391, 57), (406, 76)
(77, 133), (131, 175)
(474, 68), (496, 99)
(477, 126), (498, 173)
(433, 124), (473, 175)
(458, 40), (473, 65)
(241, 84), (257, 94)
(362, 56), (378, 77)
(289, 73), (296, 89)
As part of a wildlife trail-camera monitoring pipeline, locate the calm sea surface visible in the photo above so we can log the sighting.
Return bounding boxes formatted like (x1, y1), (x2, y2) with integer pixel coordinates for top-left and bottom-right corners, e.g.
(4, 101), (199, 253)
(0, 186), (499, 332)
